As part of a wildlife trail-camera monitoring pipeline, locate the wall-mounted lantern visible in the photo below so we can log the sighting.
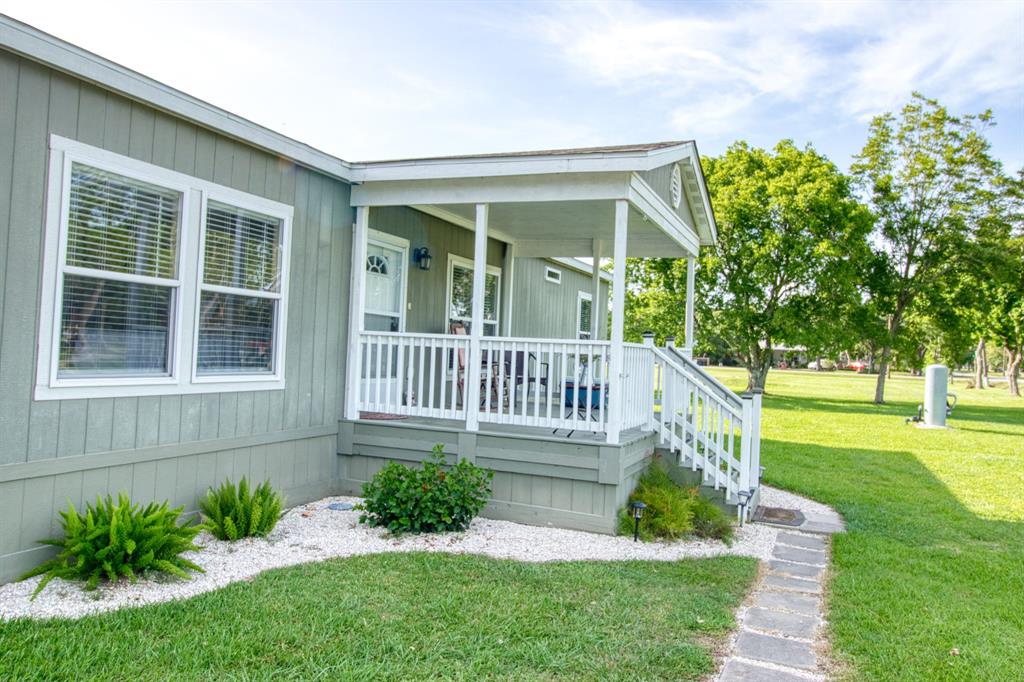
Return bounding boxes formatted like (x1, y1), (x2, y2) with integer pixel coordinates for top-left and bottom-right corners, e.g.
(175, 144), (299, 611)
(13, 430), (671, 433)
(413, 247), (432, 271)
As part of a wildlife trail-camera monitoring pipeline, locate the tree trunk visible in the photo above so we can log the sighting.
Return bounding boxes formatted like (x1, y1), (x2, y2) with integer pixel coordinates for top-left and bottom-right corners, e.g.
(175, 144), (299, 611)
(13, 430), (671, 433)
(874, 345), (892, 404)
(1008, 347), (1021, 397)
(746, 346), (772, 392)
(974, 338), (987, 389)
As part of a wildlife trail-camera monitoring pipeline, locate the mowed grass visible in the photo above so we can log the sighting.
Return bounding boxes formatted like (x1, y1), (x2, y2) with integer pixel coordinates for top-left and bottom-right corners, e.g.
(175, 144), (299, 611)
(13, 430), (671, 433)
(709, 367), (1024, 682)
(0, 552), (756, 681)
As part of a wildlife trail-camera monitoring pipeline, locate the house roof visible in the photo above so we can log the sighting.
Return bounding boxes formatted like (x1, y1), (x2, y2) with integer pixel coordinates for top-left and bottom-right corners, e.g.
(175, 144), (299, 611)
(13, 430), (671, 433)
(356, 141), (692, 164)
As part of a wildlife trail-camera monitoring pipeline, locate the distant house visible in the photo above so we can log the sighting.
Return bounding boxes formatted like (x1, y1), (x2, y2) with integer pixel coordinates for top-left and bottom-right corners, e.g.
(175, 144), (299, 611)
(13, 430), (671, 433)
(0, 16), (762, 582)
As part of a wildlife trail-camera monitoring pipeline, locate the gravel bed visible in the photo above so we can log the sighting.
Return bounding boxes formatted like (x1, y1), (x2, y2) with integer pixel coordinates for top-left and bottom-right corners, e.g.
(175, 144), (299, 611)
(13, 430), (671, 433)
(0, 486), (832, 622)
(1, 501), (771, 621)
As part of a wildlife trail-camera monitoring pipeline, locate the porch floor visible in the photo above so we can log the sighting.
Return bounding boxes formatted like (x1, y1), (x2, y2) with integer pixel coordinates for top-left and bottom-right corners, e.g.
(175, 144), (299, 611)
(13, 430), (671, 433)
(355, 414), (654, 446)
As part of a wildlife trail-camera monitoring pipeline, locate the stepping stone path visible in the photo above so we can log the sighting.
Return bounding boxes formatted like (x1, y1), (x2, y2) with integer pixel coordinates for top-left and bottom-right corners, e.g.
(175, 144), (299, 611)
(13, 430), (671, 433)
(717, 506), (845, 682)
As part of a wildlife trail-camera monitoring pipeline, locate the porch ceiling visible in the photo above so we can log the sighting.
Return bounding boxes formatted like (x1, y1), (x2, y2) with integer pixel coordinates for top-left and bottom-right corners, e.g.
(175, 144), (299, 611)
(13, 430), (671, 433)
(351, 171), (699, 258)
(419, 201), (688, 258)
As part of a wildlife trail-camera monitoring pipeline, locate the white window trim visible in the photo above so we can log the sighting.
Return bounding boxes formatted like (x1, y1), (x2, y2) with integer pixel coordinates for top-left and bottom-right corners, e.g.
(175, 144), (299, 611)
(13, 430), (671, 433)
(577, 291), (593, 340)
(190, 187), (293, 385)
(445, 253), (501, 334)
(544, 266), (562, 284)
(35, 134), (293, 400)
(363, 229), (409, 332)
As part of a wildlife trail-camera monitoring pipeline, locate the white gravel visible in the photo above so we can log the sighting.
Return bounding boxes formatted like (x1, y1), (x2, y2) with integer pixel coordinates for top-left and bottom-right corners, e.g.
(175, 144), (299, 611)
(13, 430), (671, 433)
(0, 486), (826, 622)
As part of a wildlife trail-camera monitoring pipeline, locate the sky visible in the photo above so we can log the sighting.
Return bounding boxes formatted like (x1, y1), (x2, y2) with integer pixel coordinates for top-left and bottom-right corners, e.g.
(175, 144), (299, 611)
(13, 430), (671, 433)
(4, 0), (1023, 172)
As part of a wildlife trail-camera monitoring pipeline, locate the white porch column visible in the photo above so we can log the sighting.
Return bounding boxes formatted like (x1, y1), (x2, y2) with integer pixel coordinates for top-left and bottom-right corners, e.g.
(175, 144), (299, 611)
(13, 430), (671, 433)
(591, 239), (602, 339)
(502, 241), (515, 336)
(683, 256), (696, 358)
(344, 206), (369, 421)
(465, 203), (489, 432)
(606, 200), (628, 445)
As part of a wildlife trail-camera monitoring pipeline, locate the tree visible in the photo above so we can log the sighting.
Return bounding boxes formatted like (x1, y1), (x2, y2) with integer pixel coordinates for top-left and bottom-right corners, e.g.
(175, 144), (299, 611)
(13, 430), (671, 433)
(696, 140), (873, 390)
(851, 93), (1000, 403)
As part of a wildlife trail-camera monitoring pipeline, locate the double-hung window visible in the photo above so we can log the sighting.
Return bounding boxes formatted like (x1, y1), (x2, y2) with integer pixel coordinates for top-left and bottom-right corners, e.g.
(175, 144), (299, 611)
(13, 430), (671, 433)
(36, 135), (292, 400)
(446, 254), (500, 336)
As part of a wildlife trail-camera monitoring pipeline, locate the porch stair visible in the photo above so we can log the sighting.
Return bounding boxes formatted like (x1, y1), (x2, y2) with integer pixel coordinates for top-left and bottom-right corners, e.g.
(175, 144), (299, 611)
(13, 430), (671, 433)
(650, 343), (762, 519)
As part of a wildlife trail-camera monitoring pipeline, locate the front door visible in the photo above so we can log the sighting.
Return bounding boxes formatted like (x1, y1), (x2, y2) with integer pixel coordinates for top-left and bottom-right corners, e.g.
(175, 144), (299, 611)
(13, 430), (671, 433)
(363, 231), (408, 406)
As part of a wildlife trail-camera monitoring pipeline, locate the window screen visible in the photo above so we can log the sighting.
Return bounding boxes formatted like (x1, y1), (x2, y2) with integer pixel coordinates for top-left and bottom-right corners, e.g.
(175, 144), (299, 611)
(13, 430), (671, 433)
(196, 201), (283, 375)
(57, 163), (181, 378)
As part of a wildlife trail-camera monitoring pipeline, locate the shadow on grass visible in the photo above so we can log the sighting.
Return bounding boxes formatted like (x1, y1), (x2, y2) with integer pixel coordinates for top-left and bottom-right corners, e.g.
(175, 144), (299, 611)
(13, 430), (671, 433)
(759, 434), (1022, 680)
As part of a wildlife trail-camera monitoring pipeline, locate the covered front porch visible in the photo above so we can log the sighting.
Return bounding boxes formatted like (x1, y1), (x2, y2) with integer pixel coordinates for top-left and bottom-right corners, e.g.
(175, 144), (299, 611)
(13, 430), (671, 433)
(345, 152), (703, 444)
(339, 143), (761, 530)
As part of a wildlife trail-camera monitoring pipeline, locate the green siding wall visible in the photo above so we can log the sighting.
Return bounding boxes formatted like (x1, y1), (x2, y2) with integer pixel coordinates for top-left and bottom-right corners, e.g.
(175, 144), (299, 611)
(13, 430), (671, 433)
(511, 259), (609, 340)
(639, 163), (698, 230)
(368, 206), (504, 335)
(0, 51), (350, 582)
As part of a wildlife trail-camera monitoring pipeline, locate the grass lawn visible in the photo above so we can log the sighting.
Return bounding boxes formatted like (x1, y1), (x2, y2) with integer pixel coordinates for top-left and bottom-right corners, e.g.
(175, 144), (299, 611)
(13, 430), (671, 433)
(0, 553), (755, 681)
(709, 367), (1024, 682)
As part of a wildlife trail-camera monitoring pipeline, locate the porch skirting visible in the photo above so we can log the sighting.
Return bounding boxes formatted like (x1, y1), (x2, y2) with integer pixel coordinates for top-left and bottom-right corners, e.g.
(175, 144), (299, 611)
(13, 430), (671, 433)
(338, 419), (657, 535)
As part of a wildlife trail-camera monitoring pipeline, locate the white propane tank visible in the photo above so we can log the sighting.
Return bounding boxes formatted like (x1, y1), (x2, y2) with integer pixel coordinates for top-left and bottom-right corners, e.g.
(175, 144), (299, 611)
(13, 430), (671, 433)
(923, 364), (948, 428)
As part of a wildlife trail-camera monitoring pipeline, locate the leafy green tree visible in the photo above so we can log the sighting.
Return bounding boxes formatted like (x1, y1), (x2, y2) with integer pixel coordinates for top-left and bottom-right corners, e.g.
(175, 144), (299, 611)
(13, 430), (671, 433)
(851, 93), (1000, 403)
(695, 140), (873, 390)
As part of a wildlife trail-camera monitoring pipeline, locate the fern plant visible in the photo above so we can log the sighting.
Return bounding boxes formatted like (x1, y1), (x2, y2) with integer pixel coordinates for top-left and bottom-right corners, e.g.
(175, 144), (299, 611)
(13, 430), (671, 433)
(19, 494), (203, 598)
(200, 477), (284, 541)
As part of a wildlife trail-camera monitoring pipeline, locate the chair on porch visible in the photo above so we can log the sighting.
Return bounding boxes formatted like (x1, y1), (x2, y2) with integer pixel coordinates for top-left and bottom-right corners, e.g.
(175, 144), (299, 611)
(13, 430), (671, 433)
(450, 322), (502, 408)
(503, 350), (548, 408)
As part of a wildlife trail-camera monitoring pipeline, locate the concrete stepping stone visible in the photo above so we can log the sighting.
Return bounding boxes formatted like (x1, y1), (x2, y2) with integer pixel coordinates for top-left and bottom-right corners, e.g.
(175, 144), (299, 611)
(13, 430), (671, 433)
(735, 630), (817, 670)
(753, 590), (820, 617)
(719, 659), (812, 682)
(773, 544), (827, 565)
(763, 574), (822, 594)
(744, 607), (820, 639)
(769, 559), (824, 579)
(776, 532), (826, 551)
(798, 511), (845, 534)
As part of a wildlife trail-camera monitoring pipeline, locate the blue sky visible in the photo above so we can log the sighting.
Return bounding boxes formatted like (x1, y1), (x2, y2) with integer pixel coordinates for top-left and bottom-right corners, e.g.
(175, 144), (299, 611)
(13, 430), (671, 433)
(6, 1), (1023, 171)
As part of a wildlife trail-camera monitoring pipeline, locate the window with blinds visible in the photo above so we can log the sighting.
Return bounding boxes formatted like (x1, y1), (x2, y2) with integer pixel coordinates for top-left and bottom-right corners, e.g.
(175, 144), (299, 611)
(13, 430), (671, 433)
(37, 136), (293, 399)
(447, 258), (500, 336)
(196, 201), (283, 375)
(57, 163), (181, 377)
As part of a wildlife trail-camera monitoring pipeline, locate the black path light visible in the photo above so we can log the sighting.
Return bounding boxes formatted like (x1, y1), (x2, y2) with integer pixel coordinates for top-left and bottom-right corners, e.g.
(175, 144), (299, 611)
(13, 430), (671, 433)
(630, 501), (646, 542)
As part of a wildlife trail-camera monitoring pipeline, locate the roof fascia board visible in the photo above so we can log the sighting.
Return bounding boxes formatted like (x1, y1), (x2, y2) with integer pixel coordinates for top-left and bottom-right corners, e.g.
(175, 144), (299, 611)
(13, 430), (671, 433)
(350, 143), (699, 183)
(351, 172), (633, 207)
(0, 15), (354, 183)
(684, 147), (719, 243)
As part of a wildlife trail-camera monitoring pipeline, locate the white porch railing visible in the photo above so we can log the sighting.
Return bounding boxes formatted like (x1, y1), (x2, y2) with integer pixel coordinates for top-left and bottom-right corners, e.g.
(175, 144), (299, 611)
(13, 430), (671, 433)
(356, 331), (470, 420)
(354, 330), (762, 508)
(477, 337), (611, 432)
(652, 344), (761, 507)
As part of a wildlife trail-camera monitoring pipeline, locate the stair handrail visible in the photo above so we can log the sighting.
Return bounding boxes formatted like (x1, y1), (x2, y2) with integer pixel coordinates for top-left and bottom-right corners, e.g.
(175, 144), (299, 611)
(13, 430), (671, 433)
(662, 345), (743, 412)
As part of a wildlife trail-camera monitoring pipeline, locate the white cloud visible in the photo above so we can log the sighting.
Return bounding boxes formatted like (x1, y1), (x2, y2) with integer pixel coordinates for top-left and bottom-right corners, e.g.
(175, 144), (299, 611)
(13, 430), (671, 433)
(534, 0), (1023, 135)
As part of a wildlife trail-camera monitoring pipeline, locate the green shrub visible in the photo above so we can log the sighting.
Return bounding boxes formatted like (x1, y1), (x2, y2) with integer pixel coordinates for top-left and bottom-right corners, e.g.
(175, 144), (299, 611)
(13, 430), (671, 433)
(19, 494), (203, 598)
(618, 461), (734, 543)
(200, 477), (284, 541)
(357, 444), (493, 534)
(691, 494), (735, 543)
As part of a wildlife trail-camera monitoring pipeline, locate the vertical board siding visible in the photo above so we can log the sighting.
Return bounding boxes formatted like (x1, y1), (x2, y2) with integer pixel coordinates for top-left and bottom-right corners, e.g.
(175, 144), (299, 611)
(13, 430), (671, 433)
(511, 258), (609, 340)
(639, 163), (698, 231)
(0, 51), (350, 466)
(368, 206), (504, 335)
